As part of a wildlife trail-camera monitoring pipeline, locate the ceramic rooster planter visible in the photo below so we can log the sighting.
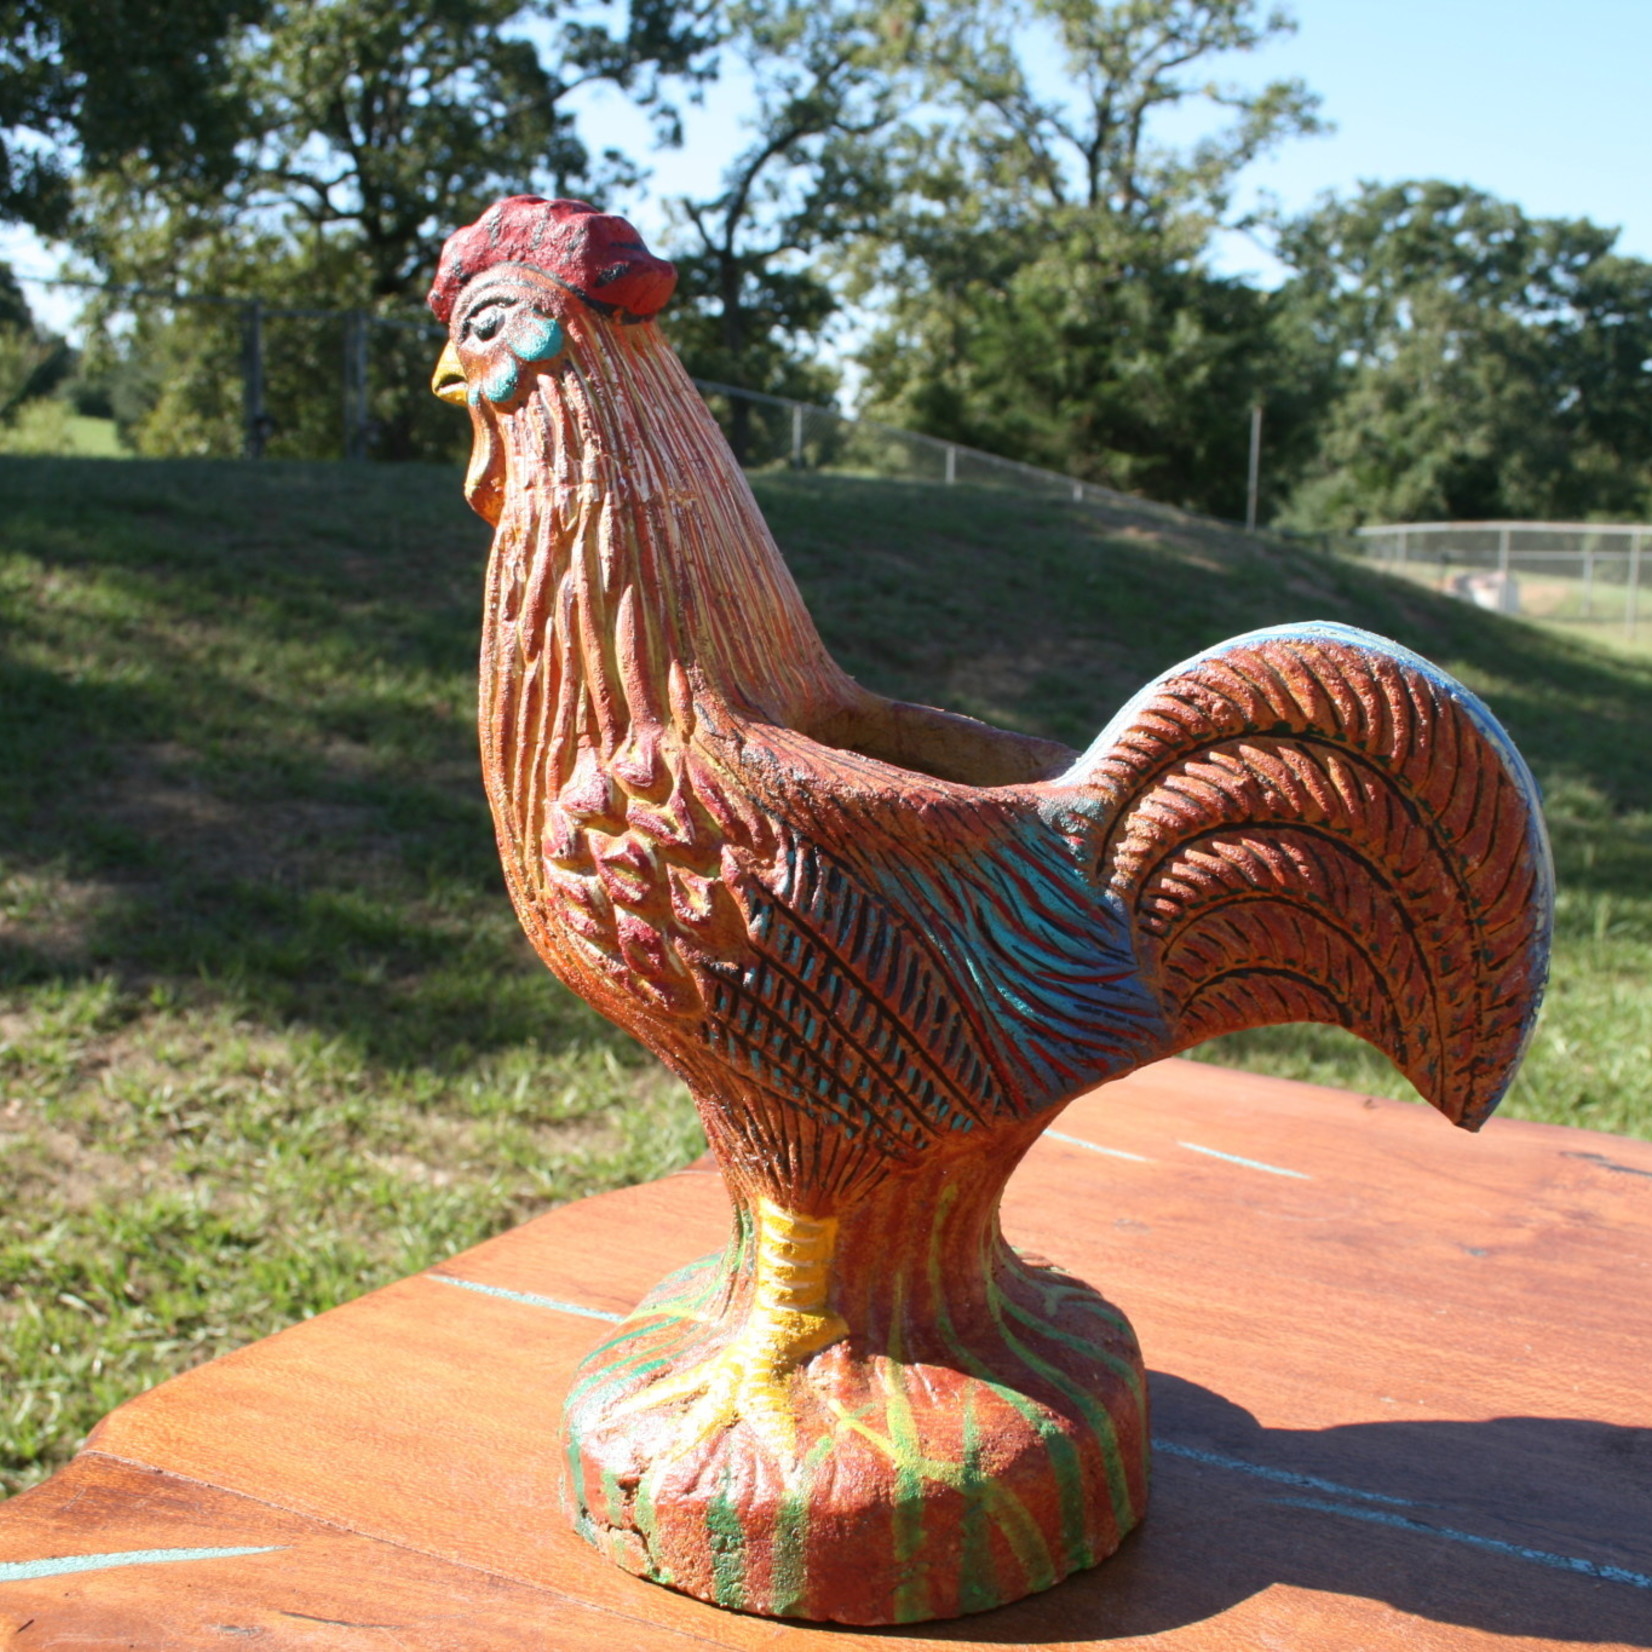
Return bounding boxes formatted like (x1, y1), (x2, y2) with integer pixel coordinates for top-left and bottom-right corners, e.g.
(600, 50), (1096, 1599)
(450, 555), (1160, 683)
(428, 198), (1552, 1626)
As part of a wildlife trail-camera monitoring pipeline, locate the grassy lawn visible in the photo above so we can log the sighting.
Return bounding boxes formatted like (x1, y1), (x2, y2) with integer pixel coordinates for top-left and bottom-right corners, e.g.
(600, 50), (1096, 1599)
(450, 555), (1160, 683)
(0, 405), (130, 458)
(4, 457), (1649, 1496)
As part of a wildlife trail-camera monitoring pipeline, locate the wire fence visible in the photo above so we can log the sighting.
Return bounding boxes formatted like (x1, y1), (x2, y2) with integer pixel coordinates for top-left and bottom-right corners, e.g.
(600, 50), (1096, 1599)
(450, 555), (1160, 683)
(1357, 521), (1651, 638)
(689, 378), (1195, 526)
(10, 269), (1204, 526)
(21, 268), (1648, 639)
(9, 271), (445, 459)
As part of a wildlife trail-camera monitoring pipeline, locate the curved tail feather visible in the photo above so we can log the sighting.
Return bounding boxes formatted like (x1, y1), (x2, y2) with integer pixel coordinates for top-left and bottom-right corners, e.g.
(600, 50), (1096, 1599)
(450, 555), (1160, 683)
(1061, 623), (1553, 1129)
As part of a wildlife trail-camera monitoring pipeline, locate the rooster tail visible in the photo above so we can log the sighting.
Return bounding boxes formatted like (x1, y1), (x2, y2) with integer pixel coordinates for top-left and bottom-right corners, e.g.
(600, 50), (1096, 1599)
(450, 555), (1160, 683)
(1058, 623), (1553, 1129)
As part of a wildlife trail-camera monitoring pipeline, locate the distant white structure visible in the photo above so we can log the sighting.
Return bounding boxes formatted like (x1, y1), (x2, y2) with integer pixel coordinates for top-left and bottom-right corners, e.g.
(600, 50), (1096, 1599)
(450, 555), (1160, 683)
(1357, 520), (1650, 637)
(1452, 570), (1522, 614)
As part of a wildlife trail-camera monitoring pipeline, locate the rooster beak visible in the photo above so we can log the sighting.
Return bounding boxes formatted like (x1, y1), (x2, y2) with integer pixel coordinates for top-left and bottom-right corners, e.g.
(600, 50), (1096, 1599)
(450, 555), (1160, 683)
(431, 342), (468, 406)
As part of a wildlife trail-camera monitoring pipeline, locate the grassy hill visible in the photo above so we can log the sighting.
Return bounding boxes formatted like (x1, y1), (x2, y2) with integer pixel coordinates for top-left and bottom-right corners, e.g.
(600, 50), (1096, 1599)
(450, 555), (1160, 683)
(4, 456), (1650, 1494)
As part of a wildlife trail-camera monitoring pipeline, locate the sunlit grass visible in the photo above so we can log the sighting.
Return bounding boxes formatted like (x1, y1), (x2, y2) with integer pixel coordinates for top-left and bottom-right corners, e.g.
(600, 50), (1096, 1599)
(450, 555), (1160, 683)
(0, 404), (130, 458)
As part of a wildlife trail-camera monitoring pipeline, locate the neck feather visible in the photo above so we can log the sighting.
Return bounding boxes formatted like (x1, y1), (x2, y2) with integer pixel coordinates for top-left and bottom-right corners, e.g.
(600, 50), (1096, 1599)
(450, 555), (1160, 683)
(477, 312), (850, 896)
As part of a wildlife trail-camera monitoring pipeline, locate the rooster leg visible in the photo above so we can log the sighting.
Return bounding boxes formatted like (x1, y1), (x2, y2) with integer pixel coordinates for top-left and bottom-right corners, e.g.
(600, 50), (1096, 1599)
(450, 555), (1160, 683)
(611, 1197), (847, 1461)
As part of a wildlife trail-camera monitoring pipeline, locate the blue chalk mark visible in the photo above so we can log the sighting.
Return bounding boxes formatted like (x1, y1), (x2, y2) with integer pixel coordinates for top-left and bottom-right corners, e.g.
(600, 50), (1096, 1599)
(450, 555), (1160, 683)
(428, 1273), (623, 1322)
(1280, 1497), (1652, 1591)
(1044, 1129), (1152, 1163)
(1178, 1141), (1309, 1179)
(1154, 1439), (1416, 1506)
(1159, 1442), (1652, 1592)
(0, 1546), (279, 1583)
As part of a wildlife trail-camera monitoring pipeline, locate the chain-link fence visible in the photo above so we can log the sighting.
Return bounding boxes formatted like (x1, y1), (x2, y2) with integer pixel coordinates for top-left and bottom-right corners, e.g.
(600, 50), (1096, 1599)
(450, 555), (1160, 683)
(9, 271), (451, 460)
(12, 271), (1207, 523)
(43, 267), (1649, 639)
(689, 378), (1194, 526)
(1357, 521), (1651, 638)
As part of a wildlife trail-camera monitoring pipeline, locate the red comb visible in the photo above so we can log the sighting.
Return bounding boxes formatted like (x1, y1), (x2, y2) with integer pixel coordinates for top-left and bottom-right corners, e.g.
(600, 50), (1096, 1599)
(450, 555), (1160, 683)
(427, 196), (676, 324)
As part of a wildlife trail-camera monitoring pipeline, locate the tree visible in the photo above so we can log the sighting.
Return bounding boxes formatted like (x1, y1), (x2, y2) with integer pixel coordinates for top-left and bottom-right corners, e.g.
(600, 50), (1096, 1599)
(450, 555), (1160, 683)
(863, 210), (1338, 516)
(1272, 181), (1652, 527)
(663, 0), (915, 458)
(914, 0), (1320, 223)
(234, 0), (718, 304)
(0, 261), (71, 419)
(80, 0), (718, 303)
(852, 0), (1326, 513)
(73, 0), (718, 459)
(0, 0), (258, 231)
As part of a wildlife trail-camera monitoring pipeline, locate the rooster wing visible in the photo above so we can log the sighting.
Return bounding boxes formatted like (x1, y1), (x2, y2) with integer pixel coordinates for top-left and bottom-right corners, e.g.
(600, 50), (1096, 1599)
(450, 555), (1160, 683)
(1057, 621), (1553, 1128)
(675, 732), (1168, 1204)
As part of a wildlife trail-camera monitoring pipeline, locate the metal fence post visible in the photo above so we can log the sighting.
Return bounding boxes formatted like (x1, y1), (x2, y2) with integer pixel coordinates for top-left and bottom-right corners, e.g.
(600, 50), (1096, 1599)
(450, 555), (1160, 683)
(1245, 404), (1263, 531)
(1630, 531), (1643, 642)
(790, 402), (804, 469)
(944, 444), (956, 485)
(343, 310), (370, 461)
(241, 299), (266, 460)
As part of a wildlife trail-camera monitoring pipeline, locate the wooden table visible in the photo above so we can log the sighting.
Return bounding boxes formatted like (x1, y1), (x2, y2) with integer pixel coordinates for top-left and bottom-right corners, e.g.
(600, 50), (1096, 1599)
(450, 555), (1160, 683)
(2, 1059), (1648, 1649)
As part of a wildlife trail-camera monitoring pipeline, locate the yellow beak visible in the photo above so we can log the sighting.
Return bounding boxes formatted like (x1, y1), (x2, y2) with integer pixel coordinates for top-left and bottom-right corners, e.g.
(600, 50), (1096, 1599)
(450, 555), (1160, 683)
(431, 341), (468, 405)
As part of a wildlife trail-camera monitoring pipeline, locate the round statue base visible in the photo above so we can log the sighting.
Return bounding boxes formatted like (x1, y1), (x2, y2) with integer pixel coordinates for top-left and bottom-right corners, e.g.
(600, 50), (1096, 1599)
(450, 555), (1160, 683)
(562, 1203), (1149, 1625)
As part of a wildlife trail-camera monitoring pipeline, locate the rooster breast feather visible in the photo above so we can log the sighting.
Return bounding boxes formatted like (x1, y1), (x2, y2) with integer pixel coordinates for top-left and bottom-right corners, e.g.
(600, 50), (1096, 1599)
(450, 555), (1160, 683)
(1050, 621), (1553, 1129)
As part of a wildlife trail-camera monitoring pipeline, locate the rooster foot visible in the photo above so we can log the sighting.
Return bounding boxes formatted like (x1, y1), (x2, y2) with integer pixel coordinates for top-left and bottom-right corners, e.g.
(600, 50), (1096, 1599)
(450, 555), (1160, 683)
(611, 1198), (846, 1465)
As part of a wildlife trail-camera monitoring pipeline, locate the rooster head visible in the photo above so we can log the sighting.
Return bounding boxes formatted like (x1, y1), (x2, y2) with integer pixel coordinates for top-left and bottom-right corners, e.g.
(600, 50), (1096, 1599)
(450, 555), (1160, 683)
(427, 196), (677, 522)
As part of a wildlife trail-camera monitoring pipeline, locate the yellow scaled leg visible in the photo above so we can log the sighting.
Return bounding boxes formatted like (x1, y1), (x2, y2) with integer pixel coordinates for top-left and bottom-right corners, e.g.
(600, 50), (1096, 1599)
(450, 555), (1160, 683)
(612, 1197), (847, 1461)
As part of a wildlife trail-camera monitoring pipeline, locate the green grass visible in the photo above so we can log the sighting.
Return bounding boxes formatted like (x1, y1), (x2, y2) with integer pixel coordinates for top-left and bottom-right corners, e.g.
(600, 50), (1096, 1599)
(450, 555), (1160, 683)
(0, 404), (130, 458)
(3, 457), (1650, 1495)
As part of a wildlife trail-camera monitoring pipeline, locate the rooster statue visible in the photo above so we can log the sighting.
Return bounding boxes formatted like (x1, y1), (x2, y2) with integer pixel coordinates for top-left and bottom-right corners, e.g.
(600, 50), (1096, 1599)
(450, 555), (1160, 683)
(428, 198), (1552, 1625)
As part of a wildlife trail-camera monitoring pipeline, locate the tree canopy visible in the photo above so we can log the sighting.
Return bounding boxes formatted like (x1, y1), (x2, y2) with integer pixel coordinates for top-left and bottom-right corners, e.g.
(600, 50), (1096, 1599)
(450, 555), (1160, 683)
(44, 0), (719, 460)
(6, 0), (1649, 524)
(663, 0), (914, 454)
(1, 0), (258, 231)
(1273, 181), (1652, 526)
(849, 0), (1331, 516)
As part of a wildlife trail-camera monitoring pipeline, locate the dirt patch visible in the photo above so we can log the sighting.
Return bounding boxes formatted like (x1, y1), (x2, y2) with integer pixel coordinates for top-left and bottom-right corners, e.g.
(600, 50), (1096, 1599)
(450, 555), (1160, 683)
(0, 1120), (170, 1213)
(0, 865), (121, 967)
(941, 636), (1119, 718)
(99, 742), (384, 881)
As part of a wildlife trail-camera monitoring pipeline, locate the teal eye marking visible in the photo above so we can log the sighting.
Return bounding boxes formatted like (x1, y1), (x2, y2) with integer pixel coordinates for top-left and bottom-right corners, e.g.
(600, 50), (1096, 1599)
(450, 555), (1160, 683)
(481, 357), (520, 404)
(479, 312), (564, 403)
(509, 313), (563, 362)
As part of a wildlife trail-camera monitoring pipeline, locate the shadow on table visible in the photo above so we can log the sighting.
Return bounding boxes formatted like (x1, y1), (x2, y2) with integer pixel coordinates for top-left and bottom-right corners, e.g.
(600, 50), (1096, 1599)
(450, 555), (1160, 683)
(875, 1371), (1652, 1645)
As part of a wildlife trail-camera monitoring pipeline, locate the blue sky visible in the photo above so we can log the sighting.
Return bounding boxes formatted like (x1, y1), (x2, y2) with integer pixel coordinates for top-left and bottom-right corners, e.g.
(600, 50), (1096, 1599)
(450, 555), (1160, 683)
(6, 0), (1649, 332)
(626, 0), (1652, 282)
(1197, 0), (1652, 282)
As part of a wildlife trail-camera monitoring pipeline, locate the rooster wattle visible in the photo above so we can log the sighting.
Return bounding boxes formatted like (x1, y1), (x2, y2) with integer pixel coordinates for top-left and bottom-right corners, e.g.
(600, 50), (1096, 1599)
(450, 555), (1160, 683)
(429, 196), (1552, 1625)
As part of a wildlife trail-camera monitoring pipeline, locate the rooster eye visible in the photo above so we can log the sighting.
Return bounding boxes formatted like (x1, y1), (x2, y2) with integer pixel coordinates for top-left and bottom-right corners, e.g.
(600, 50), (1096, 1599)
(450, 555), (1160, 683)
(467, 303), (508, 341)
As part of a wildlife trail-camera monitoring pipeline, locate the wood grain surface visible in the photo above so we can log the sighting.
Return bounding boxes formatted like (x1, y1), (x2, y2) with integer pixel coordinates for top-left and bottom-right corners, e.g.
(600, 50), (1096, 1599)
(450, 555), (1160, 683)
(2, 1057), (1648, 1648)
